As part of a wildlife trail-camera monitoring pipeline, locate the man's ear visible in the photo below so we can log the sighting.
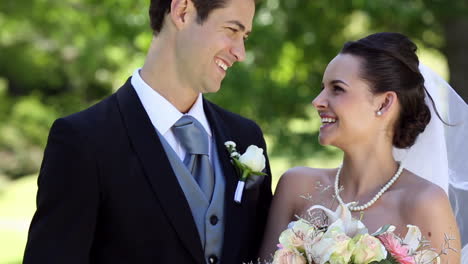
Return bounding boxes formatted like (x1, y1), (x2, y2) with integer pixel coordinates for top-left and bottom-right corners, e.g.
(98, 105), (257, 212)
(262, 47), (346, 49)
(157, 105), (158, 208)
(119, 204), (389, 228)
(170, 0), (196, 30)
(376, 91), (398, 116)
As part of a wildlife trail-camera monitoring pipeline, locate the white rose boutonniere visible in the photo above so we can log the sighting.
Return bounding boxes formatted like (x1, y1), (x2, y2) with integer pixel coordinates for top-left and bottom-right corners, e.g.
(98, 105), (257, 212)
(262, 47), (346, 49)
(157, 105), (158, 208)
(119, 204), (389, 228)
(225, 141), (267, 203)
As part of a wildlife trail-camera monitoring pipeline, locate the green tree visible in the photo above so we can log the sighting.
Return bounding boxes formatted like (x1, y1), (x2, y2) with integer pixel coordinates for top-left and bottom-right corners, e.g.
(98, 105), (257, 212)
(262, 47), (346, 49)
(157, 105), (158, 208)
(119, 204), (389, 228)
(0, 0), (467, 179)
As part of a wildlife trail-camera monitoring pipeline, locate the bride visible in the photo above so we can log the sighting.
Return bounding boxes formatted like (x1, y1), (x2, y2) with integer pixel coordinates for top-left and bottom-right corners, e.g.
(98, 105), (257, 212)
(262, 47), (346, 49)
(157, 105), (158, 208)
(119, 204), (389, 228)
(259, 32), (462, 263)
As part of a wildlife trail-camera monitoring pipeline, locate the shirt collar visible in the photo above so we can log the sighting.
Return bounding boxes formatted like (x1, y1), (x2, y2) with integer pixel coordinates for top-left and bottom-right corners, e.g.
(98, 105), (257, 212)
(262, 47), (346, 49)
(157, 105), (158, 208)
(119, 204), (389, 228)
(131, 68), (212, 137)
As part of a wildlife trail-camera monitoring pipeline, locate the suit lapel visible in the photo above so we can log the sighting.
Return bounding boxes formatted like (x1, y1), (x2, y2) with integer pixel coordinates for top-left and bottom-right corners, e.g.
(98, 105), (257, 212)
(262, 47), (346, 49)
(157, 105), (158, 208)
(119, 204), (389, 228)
(203, 99), (245, 261)
(116, 80), (204, 263)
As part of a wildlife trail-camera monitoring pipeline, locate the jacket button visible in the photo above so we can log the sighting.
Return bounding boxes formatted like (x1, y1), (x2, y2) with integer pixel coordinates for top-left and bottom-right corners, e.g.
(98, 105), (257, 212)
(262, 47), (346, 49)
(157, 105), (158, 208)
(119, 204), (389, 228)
(210, 215), (218, 225)
(208, 255), (218, 264)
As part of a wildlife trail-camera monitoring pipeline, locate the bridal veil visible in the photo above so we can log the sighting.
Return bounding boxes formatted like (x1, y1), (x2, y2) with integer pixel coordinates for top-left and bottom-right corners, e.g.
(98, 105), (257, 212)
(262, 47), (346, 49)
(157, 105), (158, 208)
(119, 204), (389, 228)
(393, 64), (468, 257)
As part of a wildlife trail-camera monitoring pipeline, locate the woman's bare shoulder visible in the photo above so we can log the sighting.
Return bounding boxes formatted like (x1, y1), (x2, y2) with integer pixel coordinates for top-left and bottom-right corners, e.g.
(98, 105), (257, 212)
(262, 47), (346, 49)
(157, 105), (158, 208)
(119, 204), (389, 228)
(275, 167), (337, 211)
(278, 166), (336, 192)
(398, 171), (461, 261)
(398, 170), (451, 221)
(399, 170), (447, 205)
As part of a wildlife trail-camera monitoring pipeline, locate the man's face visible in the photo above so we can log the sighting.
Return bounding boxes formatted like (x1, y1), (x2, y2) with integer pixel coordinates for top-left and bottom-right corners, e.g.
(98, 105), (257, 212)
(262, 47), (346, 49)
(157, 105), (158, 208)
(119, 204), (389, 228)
(176, 0), (255, 94)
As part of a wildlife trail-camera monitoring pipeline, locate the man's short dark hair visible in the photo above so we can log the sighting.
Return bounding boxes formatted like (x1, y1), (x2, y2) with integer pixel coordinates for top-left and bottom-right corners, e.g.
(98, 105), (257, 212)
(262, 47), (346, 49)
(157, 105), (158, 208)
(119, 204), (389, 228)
(149, 0), (230, 34)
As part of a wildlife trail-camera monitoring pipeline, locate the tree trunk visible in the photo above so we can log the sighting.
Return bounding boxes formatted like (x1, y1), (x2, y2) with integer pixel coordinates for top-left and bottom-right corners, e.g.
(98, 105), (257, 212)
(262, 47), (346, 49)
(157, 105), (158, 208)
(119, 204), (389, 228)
(443, 17), (468, 103)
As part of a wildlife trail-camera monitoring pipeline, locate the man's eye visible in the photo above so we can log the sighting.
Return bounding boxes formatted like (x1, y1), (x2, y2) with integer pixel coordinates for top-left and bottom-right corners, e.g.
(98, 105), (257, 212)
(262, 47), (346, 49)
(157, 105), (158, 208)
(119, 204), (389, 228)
(227, 27), (238, 33)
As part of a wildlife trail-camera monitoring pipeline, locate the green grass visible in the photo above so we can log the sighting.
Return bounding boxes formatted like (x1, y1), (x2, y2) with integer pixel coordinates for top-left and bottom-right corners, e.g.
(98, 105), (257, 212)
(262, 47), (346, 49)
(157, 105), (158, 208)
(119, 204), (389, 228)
(0, 175), (37, 264)
(0, 154), (341, 263)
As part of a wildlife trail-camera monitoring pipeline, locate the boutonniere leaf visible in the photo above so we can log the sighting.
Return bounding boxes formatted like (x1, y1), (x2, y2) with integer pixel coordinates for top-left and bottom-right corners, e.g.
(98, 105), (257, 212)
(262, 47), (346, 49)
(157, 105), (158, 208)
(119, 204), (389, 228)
(225, 141), (267, 203)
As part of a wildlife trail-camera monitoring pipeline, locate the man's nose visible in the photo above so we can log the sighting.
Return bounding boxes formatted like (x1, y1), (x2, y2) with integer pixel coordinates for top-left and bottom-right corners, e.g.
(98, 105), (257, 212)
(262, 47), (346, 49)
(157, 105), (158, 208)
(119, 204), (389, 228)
(231, 39), (246, 62)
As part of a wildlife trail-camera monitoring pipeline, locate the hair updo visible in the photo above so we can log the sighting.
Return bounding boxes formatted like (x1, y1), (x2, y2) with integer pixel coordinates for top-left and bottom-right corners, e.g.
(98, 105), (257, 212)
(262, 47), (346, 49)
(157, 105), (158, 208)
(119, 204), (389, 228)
(341, 32), (431, 148)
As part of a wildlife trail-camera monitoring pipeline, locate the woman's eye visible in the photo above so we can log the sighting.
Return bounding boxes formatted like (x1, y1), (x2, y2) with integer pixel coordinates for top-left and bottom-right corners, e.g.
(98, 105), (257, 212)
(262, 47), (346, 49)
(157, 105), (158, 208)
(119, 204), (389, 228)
(333, 86), (344, 92)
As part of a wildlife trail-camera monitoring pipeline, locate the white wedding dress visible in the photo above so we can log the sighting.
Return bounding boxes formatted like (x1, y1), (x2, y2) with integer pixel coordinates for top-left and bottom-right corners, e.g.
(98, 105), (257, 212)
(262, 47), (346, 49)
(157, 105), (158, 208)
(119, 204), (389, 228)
(393, 64), (468, 262)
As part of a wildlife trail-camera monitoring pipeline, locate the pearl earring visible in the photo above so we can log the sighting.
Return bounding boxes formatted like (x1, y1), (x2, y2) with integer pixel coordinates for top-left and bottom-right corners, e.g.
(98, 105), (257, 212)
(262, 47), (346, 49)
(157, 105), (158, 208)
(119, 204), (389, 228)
(377, 111), (382, 116)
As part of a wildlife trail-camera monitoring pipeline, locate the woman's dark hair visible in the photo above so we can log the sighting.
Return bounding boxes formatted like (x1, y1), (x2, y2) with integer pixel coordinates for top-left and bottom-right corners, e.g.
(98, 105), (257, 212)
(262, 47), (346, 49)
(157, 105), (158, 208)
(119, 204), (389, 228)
(149, 0), (230, 34)
(341, 32), (439, 148)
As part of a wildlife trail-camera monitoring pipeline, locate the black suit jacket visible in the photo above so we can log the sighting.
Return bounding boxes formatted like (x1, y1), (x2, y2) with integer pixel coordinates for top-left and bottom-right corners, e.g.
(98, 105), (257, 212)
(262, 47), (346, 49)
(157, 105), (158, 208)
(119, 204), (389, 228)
(23, 79), (273, 264)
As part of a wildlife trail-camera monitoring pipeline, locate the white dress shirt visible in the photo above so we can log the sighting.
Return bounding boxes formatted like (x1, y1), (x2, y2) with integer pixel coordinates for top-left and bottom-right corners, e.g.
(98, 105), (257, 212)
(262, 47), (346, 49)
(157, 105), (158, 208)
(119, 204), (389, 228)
(131, 68), (212, 162)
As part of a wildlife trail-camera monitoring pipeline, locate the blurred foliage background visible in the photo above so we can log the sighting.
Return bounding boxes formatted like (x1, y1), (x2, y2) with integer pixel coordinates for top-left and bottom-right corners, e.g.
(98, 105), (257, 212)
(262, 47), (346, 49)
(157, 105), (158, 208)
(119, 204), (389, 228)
(0, 0), (467, 262)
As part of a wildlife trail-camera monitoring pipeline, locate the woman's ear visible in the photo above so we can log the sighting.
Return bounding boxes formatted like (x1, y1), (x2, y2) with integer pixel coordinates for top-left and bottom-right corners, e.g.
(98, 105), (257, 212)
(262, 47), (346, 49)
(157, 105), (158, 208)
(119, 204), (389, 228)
(376, 91), (398, 117)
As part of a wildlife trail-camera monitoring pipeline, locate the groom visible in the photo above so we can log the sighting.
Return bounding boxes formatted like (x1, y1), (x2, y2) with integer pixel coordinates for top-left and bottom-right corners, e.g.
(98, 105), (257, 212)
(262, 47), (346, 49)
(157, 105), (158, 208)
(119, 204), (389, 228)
(23, 0), (272, 263)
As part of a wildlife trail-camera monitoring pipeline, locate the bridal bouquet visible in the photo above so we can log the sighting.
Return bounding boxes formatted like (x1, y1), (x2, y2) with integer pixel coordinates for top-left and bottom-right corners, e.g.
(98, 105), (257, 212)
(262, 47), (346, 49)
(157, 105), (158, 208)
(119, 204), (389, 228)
(272, 203), (440, 264)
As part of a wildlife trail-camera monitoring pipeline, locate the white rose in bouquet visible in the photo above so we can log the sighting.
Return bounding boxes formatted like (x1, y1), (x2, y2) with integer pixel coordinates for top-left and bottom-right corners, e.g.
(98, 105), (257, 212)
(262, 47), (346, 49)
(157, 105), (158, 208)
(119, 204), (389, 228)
(352, 234), (387, 264)
(272, 248), (307, 264)
(279, 220), (315, 251)
(307, 223), (353, 264)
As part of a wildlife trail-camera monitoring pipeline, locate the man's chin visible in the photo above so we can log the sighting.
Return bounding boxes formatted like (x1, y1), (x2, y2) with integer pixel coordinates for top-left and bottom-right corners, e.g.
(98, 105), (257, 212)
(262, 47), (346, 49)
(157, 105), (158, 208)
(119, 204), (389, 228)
(203, 83), (222, 94)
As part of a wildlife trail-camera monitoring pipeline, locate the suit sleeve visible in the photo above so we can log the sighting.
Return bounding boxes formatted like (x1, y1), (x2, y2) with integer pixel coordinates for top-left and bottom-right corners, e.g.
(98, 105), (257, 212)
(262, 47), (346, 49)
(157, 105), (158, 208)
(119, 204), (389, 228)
(23, 118), (99, 264)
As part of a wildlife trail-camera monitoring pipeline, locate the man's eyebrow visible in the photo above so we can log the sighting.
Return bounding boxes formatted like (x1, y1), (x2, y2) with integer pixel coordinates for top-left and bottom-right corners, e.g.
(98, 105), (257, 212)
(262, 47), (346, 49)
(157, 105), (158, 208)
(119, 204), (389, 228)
(226, 20), (251, 34)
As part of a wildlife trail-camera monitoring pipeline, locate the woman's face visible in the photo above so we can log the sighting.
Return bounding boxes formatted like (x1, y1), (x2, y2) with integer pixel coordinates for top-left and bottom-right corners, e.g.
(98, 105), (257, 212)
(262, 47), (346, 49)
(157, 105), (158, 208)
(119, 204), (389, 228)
(312, 54), (381, 149)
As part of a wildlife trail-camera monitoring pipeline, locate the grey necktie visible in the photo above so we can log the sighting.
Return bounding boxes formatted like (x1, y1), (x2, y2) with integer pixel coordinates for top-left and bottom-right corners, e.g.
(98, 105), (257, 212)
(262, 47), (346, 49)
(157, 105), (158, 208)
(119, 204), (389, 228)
(173, 115), (214, 200)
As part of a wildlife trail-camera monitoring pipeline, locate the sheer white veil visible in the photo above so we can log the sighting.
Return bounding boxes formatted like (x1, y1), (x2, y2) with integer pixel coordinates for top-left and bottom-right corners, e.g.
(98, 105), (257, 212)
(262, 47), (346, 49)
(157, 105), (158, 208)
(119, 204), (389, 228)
(393, 64), (468, 254)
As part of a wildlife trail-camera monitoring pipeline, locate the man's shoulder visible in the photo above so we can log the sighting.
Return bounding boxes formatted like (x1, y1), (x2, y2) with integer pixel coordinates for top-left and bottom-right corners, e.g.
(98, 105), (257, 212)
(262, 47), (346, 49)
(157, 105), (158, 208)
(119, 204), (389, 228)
(61, 78), (132, 127)
(62, 93), (117, 127)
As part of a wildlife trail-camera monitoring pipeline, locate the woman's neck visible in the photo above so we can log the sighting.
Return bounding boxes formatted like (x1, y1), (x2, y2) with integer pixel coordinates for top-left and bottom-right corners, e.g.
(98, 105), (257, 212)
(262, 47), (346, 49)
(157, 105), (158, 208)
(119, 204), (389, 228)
(338, 144), (399, 202)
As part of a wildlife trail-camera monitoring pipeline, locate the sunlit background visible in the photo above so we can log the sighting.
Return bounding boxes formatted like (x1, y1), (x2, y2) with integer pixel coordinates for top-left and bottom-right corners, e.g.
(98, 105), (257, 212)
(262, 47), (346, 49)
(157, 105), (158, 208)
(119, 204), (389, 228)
(1, 0), (467, 263)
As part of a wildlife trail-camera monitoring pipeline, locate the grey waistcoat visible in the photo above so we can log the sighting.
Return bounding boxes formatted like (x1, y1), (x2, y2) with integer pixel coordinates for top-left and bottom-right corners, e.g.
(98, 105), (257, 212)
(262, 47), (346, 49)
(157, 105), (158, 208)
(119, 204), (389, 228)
(157, 131), (226, 263)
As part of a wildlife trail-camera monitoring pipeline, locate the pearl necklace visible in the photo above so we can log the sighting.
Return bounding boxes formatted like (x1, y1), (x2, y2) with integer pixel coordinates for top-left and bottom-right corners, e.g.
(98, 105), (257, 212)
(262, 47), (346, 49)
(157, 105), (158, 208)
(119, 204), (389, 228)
(334, 162), (404, 211)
